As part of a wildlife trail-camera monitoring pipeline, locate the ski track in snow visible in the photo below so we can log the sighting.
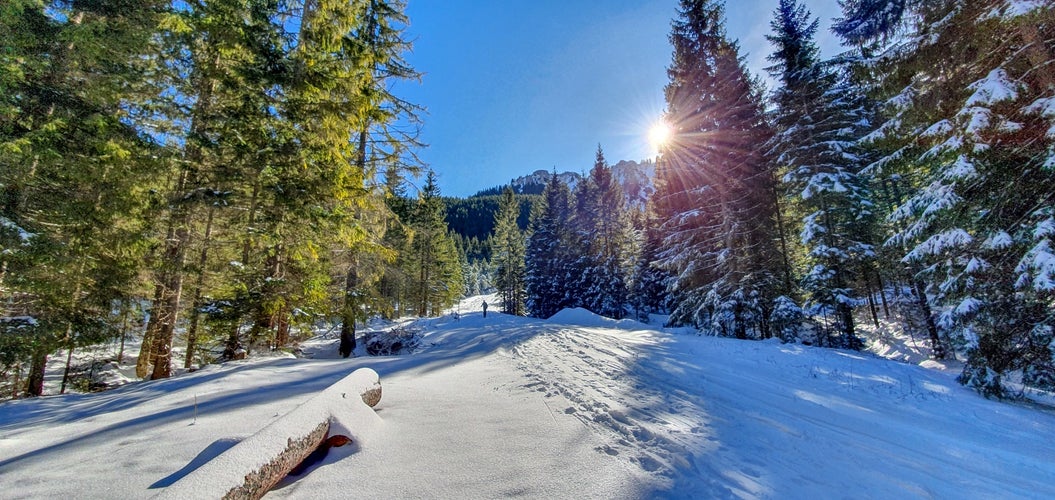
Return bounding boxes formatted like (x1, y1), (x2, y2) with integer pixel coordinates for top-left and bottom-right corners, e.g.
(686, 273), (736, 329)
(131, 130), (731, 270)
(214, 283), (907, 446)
(512, 328), (705, 487)
(505, 315), (1055, 498)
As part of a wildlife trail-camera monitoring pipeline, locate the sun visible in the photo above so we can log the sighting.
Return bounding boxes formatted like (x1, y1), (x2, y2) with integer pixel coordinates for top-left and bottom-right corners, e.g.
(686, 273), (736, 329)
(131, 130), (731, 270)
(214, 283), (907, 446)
(648, 120), (672, 151)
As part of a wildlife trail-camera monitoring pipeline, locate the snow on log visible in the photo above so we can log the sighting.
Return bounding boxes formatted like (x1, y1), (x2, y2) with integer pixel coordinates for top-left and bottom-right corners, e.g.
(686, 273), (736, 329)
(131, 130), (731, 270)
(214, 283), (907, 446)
(155, 367), (383, 500)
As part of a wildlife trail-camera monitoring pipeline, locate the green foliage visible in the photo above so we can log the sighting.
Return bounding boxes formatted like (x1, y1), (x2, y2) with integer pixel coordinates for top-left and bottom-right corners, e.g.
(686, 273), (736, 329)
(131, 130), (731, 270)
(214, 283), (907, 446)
(525, 173), (576, 319)
(1, 0), (430, 391)
(852, 0), (1055, 395)
(492, 187), (527, 315)
(0, 0), (168, 394)
(444, 193), (537, 241)
(655, 0), (782, 337)
(404, 171), (463, 316)
(767, 0), (876, 348)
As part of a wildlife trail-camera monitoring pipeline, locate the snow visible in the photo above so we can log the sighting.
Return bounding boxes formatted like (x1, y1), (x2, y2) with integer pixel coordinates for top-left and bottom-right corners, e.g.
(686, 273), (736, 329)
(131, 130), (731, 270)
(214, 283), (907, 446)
(156, 368), (383, 499)
(0, 216), (34, 244)
(983, 230), (1013, 250)
(1024, 96), (1055, 118)
(988, 0), (1049, 18)
(1016, 239), (1055, 291)
(965, 69), (1019, 107)
(3, 296), (1055, 498)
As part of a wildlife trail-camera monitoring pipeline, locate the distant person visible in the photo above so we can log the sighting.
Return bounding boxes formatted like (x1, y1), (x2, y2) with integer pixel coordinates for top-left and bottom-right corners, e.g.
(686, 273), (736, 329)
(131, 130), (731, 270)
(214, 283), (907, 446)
(482, 300), (488, 318)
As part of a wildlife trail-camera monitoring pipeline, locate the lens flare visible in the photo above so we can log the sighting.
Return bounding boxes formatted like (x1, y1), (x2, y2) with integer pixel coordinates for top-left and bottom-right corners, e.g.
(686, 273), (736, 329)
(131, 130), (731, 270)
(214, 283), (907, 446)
(648, 121), (672, 151)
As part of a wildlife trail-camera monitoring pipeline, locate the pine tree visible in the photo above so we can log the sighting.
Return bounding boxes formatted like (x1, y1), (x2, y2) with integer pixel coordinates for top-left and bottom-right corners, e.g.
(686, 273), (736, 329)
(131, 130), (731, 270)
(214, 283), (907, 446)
(629, 215), (673, 322)
(832, 0), (915, 46)
(337, 0), (421, 355)
(767, 0), (876, 349)
(525, 172), (576, 319)
(654, 0), (782, 337)
(581, 146), (635, 319)
(143, 0), (296, 377)
(406, 171), (463, 316)
(492, 187), (527, 315)
(0, 0), (167, 395)
(377, 166), (414, 318)
(848, 0), (1055, 395)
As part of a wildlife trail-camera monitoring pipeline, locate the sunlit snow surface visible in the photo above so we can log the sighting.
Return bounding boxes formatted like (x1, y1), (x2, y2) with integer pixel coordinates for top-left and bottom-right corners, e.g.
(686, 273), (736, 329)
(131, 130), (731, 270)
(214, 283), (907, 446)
(2, 296), (1054, 498)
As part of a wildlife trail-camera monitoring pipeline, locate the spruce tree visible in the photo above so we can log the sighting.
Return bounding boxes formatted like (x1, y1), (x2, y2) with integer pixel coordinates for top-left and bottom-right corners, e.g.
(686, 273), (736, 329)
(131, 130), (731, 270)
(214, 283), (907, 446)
(654, 0), (782, 337)
(845, 0), (1055, 395)
(337, 0), (421, 355)
(629, 216), (673, 322)
(581, 146), (635, 319)
(767, 0), (876, 349)
(0, 0), (167, 395)
(525, 172), (575, 319)
(407, 171), (463, 317)
(492, 187), (527, 316)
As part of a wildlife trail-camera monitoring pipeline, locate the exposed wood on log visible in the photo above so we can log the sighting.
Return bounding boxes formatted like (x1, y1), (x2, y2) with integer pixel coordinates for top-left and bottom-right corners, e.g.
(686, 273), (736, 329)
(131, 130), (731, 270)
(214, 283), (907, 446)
(222, 421), (330, 500)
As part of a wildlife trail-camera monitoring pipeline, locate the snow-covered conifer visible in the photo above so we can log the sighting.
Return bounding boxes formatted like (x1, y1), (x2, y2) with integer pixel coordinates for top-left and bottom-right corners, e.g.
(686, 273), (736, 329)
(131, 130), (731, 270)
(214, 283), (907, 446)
(852, 0), (1055, 395)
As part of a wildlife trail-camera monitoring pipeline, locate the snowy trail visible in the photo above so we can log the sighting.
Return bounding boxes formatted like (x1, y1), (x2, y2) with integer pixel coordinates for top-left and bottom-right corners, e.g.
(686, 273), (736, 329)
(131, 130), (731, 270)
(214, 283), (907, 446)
(2, 303), (1055, 498)
(508, 310), (1055, 498)
(271, 313), (649, 499)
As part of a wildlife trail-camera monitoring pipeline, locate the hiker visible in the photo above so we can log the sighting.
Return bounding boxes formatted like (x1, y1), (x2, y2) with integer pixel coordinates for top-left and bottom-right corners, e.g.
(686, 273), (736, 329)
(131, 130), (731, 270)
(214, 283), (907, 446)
(482, 300), (488, 318)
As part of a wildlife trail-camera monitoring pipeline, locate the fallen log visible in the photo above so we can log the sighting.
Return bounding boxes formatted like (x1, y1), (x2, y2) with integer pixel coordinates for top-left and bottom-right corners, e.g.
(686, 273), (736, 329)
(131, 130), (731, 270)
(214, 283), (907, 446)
(155, 367), (383, 500)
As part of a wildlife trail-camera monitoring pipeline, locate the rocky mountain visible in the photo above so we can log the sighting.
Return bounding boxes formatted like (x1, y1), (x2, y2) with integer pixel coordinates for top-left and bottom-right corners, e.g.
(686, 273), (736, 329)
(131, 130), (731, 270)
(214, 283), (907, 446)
(476, 159), (657, 206)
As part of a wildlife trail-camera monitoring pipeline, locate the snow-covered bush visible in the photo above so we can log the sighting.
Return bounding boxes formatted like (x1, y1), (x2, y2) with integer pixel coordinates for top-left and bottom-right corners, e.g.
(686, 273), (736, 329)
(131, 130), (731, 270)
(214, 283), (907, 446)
(769, 296), (805, 342)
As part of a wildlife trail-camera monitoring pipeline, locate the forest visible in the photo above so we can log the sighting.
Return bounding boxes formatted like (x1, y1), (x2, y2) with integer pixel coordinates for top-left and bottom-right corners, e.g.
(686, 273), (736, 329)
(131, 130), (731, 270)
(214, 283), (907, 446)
(2, 0), (1054, 401)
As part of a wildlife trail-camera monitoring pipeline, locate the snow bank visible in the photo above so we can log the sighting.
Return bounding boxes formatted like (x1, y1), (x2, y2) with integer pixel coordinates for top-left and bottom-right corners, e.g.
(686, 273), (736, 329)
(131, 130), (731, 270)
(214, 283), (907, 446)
(548, 307), (649, 330)
(154, 368), (383, 499)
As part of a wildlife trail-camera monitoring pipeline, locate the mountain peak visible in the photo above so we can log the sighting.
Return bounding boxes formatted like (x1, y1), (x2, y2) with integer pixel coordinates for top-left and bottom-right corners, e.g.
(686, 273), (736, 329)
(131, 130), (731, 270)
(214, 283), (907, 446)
(480, 159), (655, 205)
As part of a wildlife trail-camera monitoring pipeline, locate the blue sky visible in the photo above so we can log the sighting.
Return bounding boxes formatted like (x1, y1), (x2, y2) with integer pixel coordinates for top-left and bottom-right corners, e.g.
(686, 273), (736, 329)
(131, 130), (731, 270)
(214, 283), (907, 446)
(397, 0), (842, 197)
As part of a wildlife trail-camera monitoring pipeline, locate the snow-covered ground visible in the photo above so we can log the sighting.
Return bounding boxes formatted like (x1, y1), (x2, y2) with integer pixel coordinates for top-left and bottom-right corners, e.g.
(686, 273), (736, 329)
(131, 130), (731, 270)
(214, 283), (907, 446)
(2, 296), (1055, 498)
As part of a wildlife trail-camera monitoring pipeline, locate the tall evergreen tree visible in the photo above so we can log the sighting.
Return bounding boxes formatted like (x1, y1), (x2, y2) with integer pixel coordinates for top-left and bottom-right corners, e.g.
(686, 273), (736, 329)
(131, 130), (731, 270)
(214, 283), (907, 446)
(525, 172), (575, 319)
(336, 0), (421, 356)
(492, 187), (527, 315)
(144, 0), (295, 378)
(377, 166), (414, 317)
(654, 0), (782, 338)
(629, 213), (673, 322)
(767, 0), (876, 349)
(846, 0), (1055, 395)
(581, 146), (635, 319)
(407, 171), (463, 316)
(0, 0), (167, 395)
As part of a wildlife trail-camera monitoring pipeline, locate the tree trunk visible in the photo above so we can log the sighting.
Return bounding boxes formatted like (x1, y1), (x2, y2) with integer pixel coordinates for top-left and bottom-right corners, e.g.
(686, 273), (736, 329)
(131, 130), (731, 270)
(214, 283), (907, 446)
(771, 184), (795, 295)
(137, 284), (163, 378)
(875, 269), (890, 318)
(911, 277), (945, 360)
(223, 322), (244, 360)
(151, 223), (190, 380)
(185, 204), (216, 369)
(26, 347), (47, 397)
(340, 257), (360, 358)
(839, 302), (860, 350)
(339, 322), (356, 359)
(866, 288), (880, 328)
(150, 48), (220, 380)
(60, 330), (75, 394)
(248, 245), (283, 353)
(275, 308), (291, 348)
